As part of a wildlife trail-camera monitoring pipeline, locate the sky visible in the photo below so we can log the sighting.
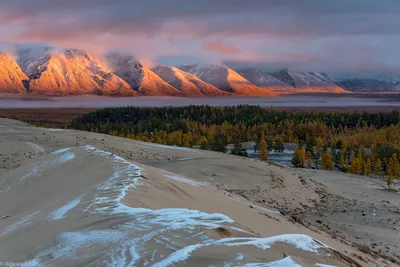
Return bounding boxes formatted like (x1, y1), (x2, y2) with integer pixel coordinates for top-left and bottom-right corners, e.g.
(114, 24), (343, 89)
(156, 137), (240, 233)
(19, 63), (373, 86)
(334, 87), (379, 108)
(0, 0), (399, 78)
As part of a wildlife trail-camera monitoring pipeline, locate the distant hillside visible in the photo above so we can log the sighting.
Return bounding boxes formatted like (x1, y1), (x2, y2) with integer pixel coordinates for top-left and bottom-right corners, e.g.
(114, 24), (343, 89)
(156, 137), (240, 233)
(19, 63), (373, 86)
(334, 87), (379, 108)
(237, 68), (294, 93)
(179, 64), (276, 96)
(271, 69), (348, 93)
(0, 53), (28, 93)
(152, 66), (229, 96)
(336, 79), (400, 92)
(0, 44), (366, 97)
(16, 47), (135, 96)
(105, 53), (182, 96)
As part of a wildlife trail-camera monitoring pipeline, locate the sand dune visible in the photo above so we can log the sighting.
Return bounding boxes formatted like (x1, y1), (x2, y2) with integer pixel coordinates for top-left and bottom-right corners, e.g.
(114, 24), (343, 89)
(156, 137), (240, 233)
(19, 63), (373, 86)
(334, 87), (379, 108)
(0, 118), (397, 266)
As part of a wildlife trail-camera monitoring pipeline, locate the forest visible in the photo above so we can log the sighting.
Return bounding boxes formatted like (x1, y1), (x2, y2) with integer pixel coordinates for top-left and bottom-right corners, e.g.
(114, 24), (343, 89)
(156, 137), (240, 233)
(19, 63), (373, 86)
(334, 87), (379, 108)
(69, 105), (400, 185)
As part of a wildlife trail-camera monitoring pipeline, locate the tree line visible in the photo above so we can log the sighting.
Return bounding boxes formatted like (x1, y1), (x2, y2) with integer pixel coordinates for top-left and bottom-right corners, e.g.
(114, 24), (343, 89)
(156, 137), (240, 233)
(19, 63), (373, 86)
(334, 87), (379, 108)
(69, 105), (400, 184)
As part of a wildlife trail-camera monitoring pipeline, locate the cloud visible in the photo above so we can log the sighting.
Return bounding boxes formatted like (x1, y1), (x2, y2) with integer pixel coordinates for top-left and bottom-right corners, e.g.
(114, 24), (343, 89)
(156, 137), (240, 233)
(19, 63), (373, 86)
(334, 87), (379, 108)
(202, 41), (239, 54)
(0, 42), (18, 60)
(0, 0), (399, 77)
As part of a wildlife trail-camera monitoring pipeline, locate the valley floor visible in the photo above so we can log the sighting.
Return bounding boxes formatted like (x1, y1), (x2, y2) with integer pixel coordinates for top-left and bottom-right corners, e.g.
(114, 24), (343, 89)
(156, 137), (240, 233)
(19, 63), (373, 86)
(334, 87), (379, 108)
(1, 93), (400, 110)
(0, 118), (399, 266)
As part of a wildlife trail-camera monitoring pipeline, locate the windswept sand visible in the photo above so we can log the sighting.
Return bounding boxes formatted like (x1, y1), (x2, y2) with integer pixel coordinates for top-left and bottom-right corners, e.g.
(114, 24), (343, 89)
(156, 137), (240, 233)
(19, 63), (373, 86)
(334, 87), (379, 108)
(0, 118), (398, 266)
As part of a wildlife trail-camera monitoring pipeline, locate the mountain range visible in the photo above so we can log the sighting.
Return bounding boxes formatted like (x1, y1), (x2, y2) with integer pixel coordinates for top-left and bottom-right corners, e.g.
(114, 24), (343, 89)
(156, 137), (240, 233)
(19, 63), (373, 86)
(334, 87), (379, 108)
(336, 79), (400, 93)
(0, 46), (398, 96)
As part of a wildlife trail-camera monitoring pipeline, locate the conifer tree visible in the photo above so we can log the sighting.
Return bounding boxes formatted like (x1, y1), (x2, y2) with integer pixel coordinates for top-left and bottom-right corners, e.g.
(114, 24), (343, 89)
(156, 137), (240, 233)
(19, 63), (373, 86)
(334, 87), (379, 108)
(273, 136), (284, 152)
(358, 148), (366, 174)
(258, 131), (268, 161)
(340, 139), (349, 152)
(305, 151), (313, 168)
(200, 138), (208, 150)
(374, 158), (384, 177)
(210, 133), (227, 153)
(364, 158), (372, 176)
(231, 142), (248, 157)
(387, 153), (400, 180)
(183, 135), (190, 148)
(322, 150), (335, 170)
(339, 153), (345, 171)
(349, 157), (362, 175)
(315, 137), (324, 169)
(292, 146), (305, 168)
(386, 155), (397, 190)
(305, 140), (314, 157)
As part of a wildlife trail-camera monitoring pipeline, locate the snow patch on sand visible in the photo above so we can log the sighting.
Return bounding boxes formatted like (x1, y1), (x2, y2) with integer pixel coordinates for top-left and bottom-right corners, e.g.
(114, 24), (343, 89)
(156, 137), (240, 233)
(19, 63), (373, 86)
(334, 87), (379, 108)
(165, 175), (207, 187)
(155, 234), (327, 266)
(139, 142), (191, 150)
(48, 128), (63, 132)
(18, 164), (40, 184)
(25, 146), (332, 266)
(55, 151), (75, 162)
(315, 264), (336, 267)
(235, 253), (244, 261)
(18, 148), (75, 185)
(26, 142), (45, 153)
(50, 197), (81, 221)
(83, 145), (142, 215)
(51, 147), (70, 155)
(0, 211), (40, 237)
(178, 157), (192, 161)
(242, 256), (301, 266)
(28, 230), (140, 267)
(48, 147), (75, 163)
(131, 208), (233, 230)
(52, 231), (124, 259)
(31, 146), (238, 265)
(212, 234), (328, 253)
(137, 141), (203, 154)
(152, 244), (202, 267)
(257, 206), (281, 215)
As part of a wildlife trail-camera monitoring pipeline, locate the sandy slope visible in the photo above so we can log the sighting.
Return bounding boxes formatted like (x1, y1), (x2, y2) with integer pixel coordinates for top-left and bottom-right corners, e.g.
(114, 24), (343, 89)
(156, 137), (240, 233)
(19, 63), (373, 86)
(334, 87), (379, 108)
(0, 119), (396, 266)
(293, 169), (400, 263)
